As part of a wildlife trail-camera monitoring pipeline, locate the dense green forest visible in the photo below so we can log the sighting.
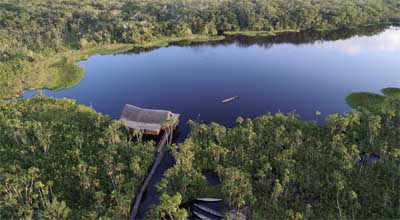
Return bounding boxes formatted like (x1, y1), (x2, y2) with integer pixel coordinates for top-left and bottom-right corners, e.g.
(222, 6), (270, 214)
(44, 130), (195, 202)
(2, 1), (400, 219)
(1, 0), (400, 98)
(2, 92), (400, 219)
(150, 89), (400, 219)
(2, 0), (400, 57)
(0, 96), (156, 219)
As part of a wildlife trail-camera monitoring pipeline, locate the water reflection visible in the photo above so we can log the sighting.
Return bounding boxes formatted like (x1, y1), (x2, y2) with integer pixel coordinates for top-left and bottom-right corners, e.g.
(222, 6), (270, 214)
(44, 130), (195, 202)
(21, 25), (400, 218)
(123, 25), (399, 61)
(320, 27), (400, 55)
(171, 25), (390, 49)
(22, 25), (400, 136)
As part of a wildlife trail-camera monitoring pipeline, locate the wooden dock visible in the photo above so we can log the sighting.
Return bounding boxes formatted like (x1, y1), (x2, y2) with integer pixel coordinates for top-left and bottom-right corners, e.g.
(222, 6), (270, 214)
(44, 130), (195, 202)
(120, 104), (179, 219)
(120, 104), (180, 135)
(130, 131), (169, 220)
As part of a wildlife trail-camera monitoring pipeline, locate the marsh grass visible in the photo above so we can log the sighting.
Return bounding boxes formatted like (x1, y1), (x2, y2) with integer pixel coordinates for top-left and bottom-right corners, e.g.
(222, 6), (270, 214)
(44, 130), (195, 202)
(346, 92), (387, 112)
(346, 87), (400, 112)
(382, 87), (400, 97)
(0, 35), (225, 99)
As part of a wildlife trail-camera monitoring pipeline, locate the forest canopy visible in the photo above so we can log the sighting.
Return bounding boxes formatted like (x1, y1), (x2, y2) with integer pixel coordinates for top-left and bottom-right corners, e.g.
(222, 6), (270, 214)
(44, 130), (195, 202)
(151, 91), (400, 219)
(1, 1), (400, 219)
(2, 93), (400, 219)
(1, 0), (400, 61)
(0, 96), (156, 219)
(1, 0), (400, 99)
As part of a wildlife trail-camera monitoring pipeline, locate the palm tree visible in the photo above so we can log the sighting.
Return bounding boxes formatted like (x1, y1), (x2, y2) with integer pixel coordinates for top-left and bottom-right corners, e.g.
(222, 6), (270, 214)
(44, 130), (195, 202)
(162, 116), (178, 145)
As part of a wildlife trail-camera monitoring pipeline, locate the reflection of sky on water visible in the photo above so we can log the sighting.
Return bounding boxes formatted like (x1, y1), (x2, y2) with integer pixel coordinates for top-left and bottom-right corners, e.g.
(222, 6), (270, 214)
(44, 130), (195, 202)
(22, 26), (400, 135)
(320, 27), (400, 55)
(21, 27), (400, 218)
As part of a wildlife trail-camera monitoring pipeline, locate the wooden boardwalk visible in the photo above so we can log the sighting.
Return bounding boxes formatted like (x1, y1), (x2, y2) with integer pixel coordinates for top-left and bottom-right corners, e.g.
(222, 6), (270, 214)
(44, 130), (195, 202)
(130, 131), (169, 220)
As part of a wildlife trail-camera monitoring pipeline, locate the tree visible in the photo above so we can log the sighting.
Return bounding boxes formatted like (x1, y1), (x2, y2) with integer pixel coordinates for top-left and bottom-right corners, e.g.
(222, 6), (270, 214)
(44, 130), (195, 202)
(0, 96), (156, 219)
(147, 193), (188, 220)
(218, 166), (255, 210)
(162, 116), (178, 145)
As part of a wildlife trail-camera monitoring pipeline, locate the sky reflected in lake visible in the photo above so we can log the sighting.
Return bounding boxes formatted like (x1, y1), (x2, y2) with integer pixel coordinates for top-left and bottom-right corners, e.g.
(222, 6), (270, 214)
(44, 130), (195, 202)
(23, 26), (400, 139)
(320, 27), (400, 55)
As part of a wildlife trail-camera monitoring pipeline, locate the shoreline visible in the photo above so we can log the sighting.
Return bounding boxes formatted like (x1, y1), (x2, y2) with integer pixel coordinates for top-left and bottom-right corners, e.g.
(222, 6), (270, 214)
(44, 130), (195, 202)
(1, 23), (398, 100)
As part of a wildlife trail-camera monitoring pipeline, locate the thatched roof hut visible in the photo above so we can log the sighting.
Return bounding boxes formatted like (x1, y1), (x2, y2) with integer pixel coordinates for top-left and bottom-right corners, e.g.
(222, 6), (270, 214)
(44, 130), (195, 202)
(120, 104), (179, 135)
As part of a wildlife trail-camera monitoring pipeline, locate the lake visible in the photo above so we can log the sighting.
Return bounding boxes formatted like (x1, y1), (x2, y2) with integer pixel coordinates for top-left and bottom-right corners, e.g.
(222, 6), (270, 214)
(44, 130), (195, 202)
(24, 26), (400, 138)
(23, 25), (400, 217)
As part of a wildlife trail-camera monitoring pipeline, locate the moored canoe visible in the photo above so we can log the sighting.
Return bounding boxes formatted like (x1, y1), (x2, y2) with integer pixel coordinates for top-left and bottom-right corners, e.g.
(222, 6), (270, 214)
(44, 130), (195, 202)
(194, 203), (223, 218)
(193, 211), (214, 220)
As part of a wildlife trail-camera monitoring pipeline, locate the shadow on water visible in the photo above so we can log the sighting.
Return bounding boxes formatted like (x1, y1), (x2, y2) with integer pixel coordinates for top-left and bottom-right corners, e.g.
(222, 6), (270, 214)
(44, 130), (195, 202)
(133, 24), (396, 219)
(184, 171), (224, 219)
(135, 128), (181, 219)
(124, 25), (390, 56)
(182, 173), (224, 220)
(203, 170), (221, 186)
(21, 24), (400, 218)
(172, 25), (389, 49)
(136, 151), (175, 219)
(136, 128), (225, 219)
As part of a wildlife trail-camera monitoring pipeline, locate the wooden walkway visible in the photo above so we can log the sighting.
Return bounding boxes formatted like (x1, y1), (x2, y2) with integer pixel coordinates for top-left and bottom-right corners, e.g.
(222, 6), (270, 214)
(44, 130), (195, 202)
(130, 131), (169, 220)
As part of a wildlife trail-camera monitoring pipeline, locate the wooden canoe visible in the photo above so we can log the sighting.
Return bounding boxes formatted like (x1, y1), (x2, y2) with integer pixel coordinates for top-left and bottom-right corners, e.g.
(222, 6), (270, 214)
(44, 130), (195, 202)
(194, 203), (223, 218)
(193, 211), (213, 220)
(221, 96), (238, 103)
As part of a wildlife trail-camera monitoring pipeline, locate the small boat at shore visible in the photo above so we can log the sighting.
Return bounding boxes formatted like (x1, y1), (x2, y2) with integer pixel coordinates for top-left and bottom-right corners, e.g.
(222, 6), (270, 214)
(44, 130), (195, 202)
(193, 211), (213, 220)
(196, 198), (222, 202)
(194, 203), (224, 218)
(221, 96), (238, 103)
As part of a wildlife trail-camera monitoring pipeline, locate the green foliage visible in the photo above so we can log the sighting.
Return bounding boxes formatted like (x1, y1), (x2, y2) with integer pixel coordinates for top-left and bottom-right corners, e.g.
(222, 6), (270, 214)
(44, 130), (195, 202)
(1, 0), (400, 99)
(2, 0), (399, 59)
(382, 87), (400, 97)
(2, 1), (400, 218)
(0, 44), (134, 99)
(218, 166), (255, 210)
(162, 96), (400, 219)
(156, 142), (208, 202)
(346, 92), (386, 112)
(0, 96), (156, 219)
(146, 193), (188, 220)
(346, 87), (400, 112)
(45, 57), (84, 91)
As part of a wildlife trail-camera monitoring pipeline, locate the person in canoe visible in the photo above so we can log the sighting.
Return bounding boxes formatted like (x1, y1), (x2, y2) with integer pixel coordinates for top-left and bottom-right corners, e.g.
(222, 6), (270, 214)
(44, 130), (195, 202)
(221, 96), (238, 103)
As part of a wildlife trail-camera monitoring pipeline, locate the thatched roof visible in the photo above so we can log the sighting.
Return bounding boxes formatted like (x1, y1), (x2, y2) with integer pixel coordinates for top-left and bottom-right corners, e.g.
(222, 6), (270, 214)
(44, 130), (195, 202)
(120, 104), (179, 135)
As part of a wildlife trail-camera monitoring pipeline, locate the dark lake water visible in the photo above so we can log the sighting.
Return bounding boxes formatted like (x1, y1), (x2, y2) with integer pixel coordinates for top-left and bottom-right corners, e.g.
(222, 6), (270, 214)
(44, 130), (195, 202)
(24, 26), (400, 138)
(23, 25), (400, 217)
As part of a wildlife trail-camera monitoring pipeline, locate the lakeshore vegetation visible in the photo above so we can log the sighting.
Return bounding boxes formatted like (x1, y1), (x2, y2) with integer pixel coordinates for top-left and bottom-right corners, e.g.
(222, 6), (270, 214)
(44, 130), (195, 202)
(1, 0), (400, 98)
(0, 96), (156, 219)
(2, 92), (400, 219)
(150, 89), (400, 219)
(2, 0), (400, 219)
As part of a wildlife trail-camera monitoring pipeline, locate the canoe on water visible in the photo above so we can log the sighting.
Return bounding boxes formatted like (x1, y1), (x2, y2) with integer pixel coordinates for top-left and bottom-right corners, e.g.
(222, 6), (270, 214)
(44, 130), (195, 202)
(196, 198), (223, 202)
(221, 96), (238, 103)
(193, 203), (224, 218)
(193, 211), (214, 220)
